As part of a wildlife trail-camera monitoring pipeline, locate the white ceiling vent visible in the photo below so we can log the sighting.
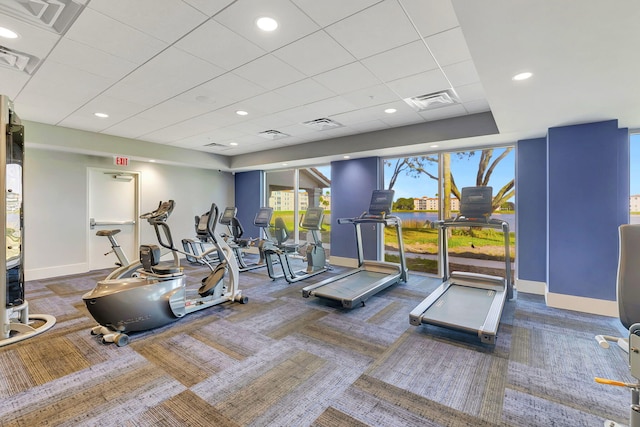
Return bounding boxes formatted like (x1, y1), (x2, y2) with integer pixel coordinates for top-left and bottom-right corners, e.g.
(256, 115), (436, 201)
(258, 130), (290, 140)
(3, 0), (85, 35)
(302, 118), (343, 131)
(404, 89), (460, 112)
(0, 46), (38, 74)
(203, 142), (226, 148)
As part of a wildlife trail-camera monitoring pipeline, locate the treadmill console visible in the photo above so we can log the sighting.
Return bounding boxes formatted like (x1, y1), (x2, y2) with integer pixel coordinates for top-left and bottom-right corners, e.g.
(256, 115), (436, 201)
(459, 186), (493, 219)
(368, 189), (395, 216)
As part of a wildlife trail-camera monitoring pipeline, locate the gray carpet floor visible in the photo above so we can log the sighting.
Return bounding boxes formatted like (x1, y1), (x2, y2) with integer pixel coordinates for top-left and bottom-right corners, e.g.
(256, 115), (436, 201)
(0, 256), (633, 426)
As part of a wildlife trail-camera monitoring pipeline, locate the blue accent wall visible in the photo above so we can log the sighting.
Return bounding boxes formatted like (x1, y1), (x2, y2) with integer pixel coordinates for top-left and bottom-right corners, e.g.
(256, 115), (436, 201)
(234, 170), (263, 238)
(547, 120), (629, 300)
(330, 157), (380, 260)
(516, 137), (547, 283)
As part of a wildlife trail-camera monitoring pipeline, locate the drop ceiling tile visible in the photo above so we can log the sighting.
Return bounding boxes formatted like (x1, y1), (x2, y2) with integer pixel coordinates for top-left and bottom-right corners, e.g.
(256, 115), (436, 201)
(182, 0), (236, 17)
(325, 1), (419, 59)
(18, 60), (112, 106)
(213, 0), (320, 52)
(174, 20), (266, 70)
(341, 84), (398, 109)
(276, 105), (331, 124)
(105, 116), (167, 139)
(64, 7), (167, 64)
(361, 41), (438, 83)
(418, 104), (467, 121)
(425, 27), (471, 67)
(313, 61), (380, 94)
(0, 69), (30, 100)
(59, 96), (148, 130)
(398, 0), (459, 37)
(347, 119), (389, 133)
(386, 68), (450, 99)
(240, 91), (300, 114)
(177, 72), (267, 110)
(134, 98), (214, 125)
(442, 60), (480, 87)
(274, 78), (336, 105)
(105, 47), (226, 106)
(13, 95), (78, 125)
(454, 82), (485, 103)
(291, 0), (383, 27)
(88, 0), (207, 43)
(48, 38), (138, 81)
(141, 121), (206, 144)
(234, 54), (306, 90)
(273, 30), (354, 76)
(303, 96), (356, 117)
(463, 99), (491, 114)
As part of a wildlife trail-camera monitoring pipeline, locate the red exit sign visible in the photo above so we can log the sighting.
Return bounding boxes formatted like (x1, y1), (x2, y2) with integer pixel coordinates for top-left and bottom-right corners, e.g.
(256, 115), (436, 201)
(114, 156), (129, 166)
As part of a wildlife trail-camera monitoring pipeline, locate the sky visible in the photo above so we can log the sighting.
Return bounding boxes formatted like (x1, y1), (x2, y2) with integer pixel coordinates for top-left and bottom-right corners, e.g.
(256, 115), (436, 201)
(318, 136), (640, 199)
(383, 148), (515, 201)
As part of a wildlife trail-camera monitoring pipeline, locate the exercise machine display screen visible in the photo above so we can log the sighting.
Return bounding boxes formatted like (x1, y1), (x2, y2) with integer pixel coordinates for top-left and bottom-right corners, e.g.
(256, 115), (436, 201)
(368, 190), (395, 216)
(254, 207), (272, 226)
(220, 207), (236, 225)
(459, 186), (493, 219)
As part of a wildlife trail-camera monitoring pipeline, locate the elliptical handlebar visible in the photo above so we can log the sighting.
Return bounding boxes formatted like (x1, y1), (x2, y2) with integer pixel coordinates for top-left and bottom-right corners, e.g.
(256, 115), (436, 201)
(205, 203), (220, 243)
(140, 200), (175, 223)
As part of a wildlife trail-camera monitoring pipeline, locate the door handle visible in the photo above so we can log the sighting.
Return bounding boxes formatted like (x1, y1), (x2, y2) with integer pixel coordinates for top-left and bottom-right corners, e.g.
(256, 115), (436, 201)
(90, 218), (136, 229)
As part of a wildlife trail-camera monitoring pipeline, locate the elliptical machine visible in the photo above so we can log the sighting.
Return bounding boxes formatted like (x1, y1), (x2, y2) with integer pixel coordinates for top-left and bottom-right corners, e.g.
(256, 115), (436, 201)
(83, 200), (247, 346)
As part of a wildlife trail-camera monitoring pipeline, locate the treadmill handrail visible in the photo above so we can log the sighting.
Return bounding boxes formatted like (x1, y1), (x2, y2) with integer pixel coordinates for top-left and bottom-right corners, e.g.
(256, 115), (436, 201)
(433, 216), (508, 230)
(337, 215), (401, 227)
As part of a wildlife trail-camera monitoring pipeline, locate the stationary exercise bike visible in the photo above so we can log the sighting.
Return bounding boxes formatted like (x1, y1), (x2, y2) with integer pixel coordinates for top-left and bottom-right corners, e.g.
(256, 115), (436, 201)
(219, 206), (275, 272)
(262, 207), (330, 283)
(83, 200), (247, 346)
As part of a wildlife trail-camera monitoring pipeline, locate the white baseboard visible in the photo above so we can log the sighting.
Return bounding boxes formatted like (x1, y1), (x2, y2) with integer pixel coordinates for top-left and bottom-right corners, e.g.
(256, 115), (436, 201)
(515, 279), (546, 295)
(329, 256), (358, 268)
(545, 291), (618, 317)
(26, 262), (88, 281)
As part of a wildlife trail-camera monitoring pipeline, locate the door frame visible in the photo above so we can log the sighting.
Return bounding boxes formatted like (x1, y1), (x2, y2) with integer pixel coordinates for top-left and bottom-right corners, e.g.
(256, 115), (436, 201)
(86, 167), (140, 271)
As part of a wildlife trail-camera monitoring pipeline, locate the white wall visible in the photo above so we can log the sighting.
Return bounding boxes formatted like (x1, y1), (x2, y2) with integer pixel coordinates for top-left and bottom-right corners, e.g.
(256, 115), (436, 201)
(24, 148), (234, 280)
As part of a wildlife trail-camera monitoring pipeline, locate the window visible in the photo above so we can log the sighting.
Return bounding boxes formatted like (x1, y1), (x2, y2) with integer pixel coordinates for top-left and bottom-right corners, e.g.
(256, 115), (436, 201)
(383, 147), (515, 278)
(265, 165), (331, 252)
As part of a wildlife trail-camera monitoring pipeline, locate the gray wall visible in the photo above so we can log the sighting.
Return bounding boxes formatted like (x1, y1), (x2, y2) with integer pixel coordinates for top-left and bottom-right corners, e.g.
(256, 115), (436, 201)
(24, 148), (233, 280)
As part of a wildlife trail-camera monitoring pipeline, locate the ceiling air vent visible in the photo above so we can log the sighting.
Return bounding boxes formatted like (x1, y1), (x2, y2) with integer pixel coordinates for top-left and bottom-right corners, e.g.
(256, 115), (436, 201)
(302, 118), (343, 131)
(9, 0), (85, 34)
(404, 89), (460, 112)
(0, 46), (38, 74)
(258, 130), (290, 140)
(204, 142), (226, 148)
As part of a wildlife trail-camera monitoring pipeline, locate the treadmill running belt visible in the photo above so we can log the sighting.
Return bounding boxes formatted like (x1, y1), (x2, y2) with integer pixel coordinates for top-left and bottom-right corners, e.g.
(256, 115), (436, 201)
(312, 270), (390, 300)
(423, 285), (496, 330)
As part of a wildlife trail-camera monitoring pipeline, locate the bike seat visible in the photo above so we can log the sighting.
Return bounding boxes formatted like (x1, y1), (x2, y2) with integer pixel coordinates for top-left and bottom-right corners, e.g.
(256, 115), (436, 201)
(96, 229), (121, 237)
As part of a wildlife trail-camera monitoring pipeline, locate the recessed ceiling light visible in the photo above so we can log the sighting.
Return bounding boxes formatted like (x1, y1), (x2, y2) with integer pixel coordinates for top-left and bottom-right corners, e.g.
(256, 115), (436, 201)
(149, 159), (156, 163)
(236, 110), (248, 116)
(230, 142), (239, 146)
(430, 144), (439, 148)
(512, 72), (533, 81)
(282, 163), (288, 166)
(384, 108), (397, 114)
(94, 112), (109, 118)
(256, 17), (278, 31)
(343, 155), (350, 159)
(0, 27), (19, 39)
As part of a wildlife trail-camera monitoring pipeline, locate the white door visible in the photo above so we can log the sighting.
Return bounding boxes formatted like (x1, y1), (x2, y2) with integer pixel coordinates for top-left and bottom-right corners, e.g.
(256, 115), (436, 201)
(88, 169), (138, 271)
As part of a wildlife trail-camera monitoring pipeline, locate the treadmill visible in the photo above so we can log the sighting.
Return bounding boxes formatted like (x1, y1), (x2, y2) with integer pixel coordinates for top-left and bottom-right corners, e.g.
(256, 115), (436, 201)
(409, 186), (514, 345)
(302, 190), (408, 308)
